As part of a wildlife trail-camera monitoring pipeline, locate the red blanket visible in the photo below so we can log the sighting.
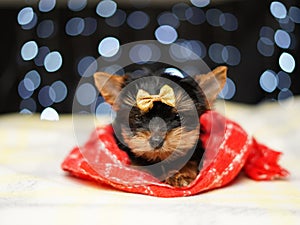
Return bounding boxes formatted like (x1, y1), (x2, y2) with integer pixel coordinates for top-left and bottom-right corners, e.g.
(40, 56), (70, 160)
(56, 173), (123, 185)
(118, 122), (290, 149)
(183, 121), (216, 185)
(61, 111), (289, 197)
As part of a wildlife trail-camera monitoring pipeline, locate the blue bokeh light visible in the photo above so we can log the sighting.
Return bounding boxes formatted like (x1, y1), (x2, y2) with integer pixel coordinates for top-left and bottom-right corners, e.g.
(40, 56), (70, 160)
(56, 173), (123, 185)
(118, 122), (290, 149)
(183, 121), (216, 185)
(76, 83), (97, 106)
(77, 56), (97, 77)
(34, 46), (50, 67)
(98, 37), (120, 57)
(127, 11), (149, 30)
(17, 7), (34, 26)
(219, 78), (236, 100)
(277, 71), (291, 90)
(105, 9), (126, 27)
(37, 20), (55, 38)
(50, 81), (68, 103)
(190, 0), (210, 8)
(155, 25), (178, 44)
(40, 107), (59, 121)
(279, 52), (295, 73)
(274, 29), (291, 49)
(65, 17), (85, 36)
(96, 0), (117, 18)
(219, 13), (238, 31)
(21, 40), (38, 61)
(289, 6), (300, 23)
(68, 0), (87, 12)
(206, 8), (222, 27)
(38, 86), (55, 107)
(259, 70), (278, 93)
(24, 70), (41, 90)
(185, 7), (206, 25)
(39, 0), (56, 13)
(270, 1), (287, 19)
(44, 51), (63, 72)
(158, 12), (180, 28)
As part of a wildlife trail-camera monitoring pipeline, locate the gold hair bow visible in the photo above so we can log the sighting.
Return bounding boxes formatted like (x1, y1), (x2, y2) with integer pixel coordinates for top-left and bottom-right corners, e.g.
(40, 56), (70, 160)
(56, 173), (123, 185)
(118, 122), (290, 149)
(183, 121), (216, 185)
(136, 85), (176, 112)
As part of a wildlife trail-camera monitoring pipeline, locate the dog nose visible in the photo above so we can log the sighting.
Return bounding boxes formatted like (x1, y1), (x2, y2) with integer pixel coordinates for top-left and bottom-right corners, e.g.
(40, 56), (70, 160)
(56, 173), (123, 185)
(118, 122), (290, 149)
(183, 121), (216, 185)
(149, 136), (164, 149)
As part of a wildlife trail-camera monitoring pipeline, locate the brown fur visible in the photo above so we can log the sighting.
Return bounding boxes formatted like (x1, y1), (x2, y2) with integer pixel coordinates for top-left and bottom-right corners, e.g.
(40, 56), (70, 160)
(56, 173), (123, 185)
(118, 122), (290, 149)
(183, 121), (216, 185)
(122, 126), (199, 162)
(94, 66), (227, 187)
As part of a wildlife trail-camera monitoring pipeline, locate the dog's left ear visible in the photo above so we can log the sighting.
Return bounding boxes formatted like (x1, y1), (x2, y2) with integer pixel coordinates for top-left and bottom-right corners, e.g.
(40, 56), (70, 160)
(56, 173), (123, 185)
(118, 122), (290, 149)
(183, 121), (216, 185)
(94, 72), (127, 106)
(194, 66), (227, 105)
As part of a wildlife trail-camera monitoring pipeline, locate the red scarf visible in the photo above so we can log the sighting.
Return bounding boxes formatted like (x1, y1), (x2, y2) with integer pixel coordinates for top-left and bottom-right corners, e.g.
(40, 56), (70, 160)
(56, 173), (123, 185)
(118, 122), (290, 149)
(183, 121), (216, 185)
(61, 111), (289, 197)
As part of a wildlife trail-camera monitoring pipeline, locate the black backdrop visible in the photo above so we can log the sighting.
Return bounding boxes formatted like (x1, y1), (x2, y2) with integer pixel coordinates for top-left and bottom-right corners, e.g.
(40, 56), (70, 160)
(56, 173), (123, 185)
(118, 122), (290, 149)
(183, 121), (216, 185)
(0, 0), (299, 114)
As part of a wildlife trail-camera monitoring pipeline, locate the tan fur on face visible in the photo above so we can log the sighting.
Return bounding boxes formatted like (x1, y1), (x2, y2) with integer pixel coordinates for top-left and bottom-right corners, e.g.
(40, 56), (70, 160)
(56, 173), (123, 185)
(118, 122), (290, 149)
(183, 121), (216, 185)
(121, 126), (200, 163)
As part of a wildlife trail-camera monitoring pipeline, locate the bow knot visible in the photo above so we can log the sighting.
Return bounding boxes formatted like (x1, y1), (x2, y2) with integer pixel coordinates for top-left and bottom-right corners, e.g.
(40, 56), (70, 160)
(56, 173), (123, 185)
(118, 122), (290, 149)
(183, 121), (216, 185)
(136, 85), (176, 112)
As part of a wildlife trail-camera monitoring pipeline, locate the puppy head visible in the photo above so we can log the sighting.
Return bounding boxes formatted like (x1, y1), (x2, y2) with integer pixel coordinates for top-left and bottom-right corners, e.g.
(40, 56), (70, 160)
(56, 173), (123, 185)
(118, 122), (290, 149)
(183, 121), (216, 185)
(94, 67), (227, 162)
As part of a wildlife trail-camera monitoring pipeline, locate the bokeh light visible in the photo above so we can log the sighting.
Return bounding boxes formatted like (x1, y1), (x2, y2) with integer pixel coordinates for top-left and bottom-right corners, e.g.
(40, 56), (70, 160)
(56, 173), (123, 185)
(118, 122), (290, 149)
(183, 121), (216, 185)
(21, 12), (38, 30)
(279, 16), (295, 32)
(24, 70), (41, 90)
(76, 83), (97, 106)
(13, 0), (300, 114)
(260, 26), (274, 39)
(21, 40), (38, 61)
(169, 41), (203, 62)
(96, 0), (117, 18)
(44, 51), (63, 72)
(77, 56), (97, 77)
(38, 86), (55, 107)
(157, 12), (180, 28)
(289, 6), (300, 23)
(257, 37), (274, 57)
(101, 64), (124, 75)
(40, 107), (59, 121)
(18, 80), (34, 99)
(34, 46), (50, 66)
(129, 44), (161, 64)
(17, 7), (34, 26)
(20, 98), (37, 113)
(127, 11), (149, 30)
(274, 29), (291, 49)
(39, 0), (56, 13)
(105, 9), (126, 27)
(129, 44), (152, 63)
(279, 52), (295, 73)
(50, 81), (68, 103)
(95, 102), (116, 124)
(82, 17), (97, 36)
(206, 8), (222, 27)
(190, 0), (210, 8)
(278, 89), (294, 105)
(270, 1), (287, 19)
(185, 7), (206, 25)
(65, 17), (85, 36)
(208, 43), (224, 63)
(37, 20), (55, 38)
(155, 25), (178, 44)
(219, 78), (236, 100)
(172, 3), (189, 21)
(219, 13), (238, 31)
(98, 37), (120, 57)
(259, 70), (278, 93)
(277, 71), (291, 90)
(222, 45), (241, 66)
(68, 0), (87, 12)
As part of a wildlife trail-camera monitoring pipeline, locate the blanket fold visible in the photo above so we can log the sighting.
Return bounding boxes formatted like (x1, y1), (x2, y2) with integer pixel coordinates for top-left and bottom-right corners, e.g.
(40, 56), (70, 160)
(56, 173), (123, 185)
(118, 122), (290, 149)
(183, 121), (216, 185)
(61, 111), (289, 197)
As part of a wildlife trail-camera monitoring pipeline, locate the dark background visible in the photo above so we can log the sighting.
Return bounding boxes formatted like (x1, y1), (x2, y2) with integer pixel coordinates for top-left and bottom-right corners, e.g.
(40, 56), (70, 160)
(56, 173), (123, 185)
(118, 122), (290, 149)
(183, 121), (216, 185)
(0, 0), (299, 114)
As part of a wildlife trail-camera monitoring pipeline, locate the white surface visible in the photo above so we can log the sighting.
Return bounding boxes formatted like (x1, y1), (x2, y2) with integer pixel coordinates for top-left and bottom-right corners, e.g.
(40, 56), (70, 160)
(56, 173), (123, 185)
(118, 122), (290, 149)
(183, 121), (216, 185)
(0, 98), (300, 225)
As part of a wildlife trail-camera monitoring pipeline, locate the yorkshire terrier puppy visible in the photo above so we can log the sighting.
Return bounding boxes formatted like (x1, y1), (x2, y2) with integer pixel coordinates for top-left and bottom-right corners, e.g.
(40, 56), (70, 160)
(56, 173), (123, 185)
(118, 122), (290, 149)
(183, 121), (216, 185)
(94, 66), (227, 187)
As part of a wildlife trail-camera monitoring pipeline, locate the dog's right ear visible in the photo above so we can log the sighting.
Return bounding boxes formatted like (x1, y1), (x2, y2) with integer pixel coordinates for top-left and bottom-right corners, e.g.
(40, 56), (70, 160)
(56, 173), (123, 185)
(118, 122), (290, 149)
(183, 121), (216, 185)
(94, 72), (127, 105)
